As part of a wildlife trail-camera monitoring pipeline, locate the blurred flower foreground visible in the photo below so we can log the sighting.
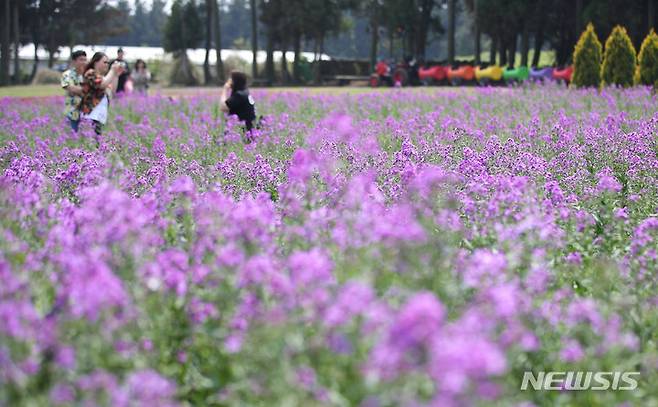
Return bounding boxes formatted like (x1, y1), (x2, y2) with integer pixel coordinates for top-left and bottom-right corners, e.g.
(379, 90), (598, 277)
(1, 85), (657, 406)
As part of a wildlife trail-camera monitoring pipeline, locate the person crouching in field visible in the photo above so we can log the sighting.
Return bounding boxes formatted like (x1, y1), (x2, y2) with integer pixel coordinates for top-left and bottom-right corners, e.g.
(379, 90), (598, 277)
(79, 52), (124, 137)
(220, 71), (257, 139)
(61, 50), (87, 132)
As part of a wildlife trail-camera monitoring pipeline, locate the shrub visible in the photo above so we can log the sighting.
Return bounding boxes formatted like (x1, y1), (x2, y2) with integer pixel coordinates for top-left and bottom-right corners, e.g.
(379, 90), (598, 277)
(32, 69), (63, 85)
(168, 52), (200, 86)
(635, 30), (658, 86)
(223, 55), (249, 77)
(601, 25), (637, 87)
(572, 23), (602, 88)
(145, 59), (163, 83)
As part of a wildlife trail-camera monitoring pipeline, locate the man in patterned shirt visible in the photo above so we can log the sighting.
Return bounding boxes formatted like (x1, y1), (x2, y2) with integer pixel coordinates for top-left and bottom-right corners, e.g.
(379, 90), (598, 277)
(61, 50), (87, 132)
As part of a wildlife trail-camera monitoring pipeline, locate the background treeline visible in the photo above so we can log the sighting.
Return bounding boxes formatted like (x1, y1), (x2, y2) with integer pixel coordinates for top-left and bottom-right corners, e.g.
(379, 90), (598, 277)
(1, 0), (656, 86)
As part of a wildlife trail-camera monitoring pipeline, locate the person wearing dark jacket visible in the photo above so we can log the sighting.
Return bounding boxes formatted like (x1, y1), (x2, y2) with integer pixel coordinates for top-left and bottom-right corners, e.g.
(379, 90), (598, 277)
(109, 48), (131, 94)
(220, 71), (256, 132)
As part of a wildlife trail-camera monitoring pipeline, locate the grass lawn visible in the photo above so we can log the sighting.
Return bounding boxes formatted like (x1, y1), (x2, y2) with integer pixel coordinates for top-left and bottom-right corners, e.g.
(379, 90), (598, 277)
(0, 84), (477, 99)
(0, 84), (66, 98)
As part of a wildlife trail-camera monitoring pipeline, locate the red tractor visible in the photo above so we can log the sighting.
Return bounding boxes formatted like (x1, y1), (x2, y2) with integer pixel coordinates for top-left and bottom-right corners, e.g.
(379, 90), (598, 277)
(370, 58), (420, 87)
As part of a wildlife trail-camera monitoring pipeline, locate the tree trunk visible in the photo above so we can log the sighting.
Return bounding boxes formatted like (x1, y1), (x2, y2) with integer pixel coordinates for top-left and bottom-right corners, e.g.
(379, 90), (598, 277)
(507, 33), (517, 68)
(29, 42), (38, 83)
(250, 0), (258, 79)
(575, 0), (583, 33)
(203, 0), (213, 84)
(447, 0), (456, 65)
(499, 37), (507, 67)
(490, 34), (497, 65)
(12, 0), (19, 84)
(28, 13), (39, 83)
(389, 28), (394, 58)
(369, 6), (378, 71)
(178, 9), (196, 86)
(293, 30), (301, 83)
(313, 35), (324, 85)
(1, 0), (10, 86)
(212, 0), (224, 83)
(48, 50), (55, 68)
(556, 25), (570, 66)
(203, 0), (215, 85)
(474, 0), (480, 65)
(280, 42), (289, 84)
(520, 20), (529, 66)
(180, 51), (197, 86)
(265, 30), (274, 85)
(532, 31), (544, 67)
(649, 0), (656, 32)
(416, 0), (432, 60)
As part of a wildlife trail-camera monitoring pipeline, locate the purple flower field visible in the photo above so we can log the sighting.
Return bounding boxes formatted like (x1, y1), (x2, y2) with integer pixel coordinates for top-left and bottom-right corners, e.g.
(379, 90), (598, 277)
(1, 85), (657, 406)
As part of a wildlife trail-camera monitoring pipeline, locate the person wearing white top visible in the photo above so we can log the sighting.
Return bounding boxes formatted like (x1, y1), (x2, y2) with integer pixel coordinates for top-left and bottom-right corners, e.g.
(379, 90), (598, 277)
(79, 52), (124, 137)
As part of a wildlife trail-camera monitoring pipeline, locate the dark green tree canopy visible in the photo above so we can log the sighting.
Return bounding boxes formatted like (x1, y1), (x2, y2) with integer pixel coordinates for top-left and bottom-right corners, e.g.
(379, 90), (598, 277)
(163, 0), (203, 53)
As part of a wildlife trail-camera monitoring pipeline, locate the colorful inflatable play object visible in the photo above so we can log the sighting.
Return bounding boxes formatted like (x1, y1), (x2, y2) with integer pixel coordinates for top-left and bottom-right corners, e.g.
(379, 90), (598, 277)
(552, 66), (574, 83)
(419, 65), (448, 84)
(502, 66), (530, 82)
(529, 67), (554, 82)
(475, 65), (503, 84)
(447, 65), (475, 85)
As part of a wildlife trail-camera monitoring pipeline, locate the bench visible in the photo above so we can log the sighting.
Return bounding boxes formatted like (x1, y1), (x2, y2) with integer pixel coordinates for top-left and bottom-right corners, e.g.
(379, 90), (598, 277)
(251, 78), (270, 87)
(323, 75), (371, 86)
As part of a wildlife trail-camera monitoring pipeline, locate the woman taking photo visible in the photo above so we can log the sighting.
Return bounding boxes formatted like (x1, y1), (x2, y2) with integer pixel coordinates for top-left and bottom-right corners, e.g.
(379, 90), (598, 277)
(79, 52), (124, 136)
(131, 59), (151, 95)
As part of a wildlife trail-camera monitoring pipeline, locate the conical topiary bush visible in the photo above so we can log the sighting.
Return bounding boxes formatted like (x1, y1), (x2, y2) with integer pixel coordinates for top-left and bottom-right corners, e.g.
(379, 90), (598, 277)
(572, 23), (603, 88)
(635, 29), (658, 86)
(601, 25), (637, 87)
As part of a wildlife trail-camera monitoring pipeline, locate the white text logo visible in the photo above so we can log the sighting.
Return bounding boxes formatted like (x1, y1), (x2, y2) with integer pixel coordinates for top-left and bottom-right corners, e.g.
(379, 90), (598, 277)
(520, 371), (640, 391)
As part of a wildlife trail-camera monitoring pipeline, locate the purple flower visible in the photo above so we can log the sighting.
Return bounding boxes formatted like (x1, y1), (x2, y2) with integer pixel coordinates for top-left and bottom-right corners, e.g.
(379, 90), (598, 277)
(389, 292), (445, 350)
(560, 339), (585, 362)
(566, 252), (583, 265)
(482, 282), (522, 318)
(324, 281), (375, 328)
(596, 168), (622, 193)
(112, 370), (179, 407)
(462, 249), (507, 287)
(50, 384), (76, 405)
(288, 248), (335, 288)
(55, 346), (76, 369)
(188, 298), (219, 324)
(170, 175), (196, 196)
(143, 249), (189, 296)
(288, 149), (316, 182)
(614, 207), (629, 220)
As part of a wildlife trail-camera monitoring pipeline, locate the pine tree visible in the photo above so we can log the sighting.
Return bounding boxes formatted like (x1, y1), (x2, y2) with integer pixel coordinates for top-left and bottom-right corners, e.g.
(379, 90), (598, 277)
(635, 29), (658, 86)
(572, 23), (602, 88)
(601, 25), (636, 87)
